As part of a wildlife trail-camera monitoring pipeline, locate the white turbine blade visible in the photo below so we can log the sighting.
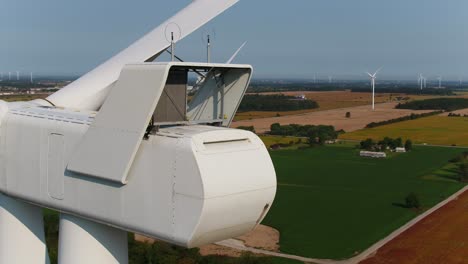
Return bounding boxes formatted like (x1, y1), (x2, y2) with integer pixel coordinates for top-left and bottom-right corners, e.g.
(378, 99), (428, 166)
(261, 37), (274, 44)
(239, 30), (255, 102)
(48, 0), (240, 110)
(366, 72), (373, 78)
(373, 66), (383, 76)
(226, 41), (247, 64)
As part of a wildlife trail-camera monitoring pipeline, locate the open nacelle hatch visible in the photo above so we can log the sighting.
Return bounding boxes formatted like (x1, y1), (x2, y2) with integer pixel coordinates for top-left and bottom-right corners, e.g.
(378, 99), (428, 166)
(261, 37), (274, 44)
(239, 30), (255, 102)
(68, 62), (252, 184)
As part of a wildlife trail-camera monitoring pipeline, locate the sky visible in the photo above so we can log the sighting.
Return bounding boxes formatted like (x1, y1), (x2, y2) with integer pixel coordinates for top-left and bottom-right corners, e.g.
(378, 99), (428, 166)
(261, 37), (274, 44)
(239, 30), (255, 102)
(1, 0), (468, 80)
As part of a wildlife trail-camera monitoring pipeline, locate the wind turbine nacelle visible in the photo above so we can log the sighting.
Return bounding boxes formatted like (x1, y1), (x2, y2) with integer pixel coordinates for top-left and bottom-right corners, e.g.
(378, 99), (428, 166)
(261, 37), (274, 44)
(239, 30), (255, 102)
(0, 63), (277, 247)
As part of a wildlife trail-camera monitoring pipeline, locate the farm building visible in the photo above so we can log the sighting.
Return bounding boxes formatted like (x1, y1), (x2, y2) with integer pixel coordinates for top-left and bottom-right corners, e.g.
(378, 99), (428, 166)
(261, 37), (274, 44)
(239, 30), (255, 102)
(360, 151), (387, 158)
(395, 147), (406, 153)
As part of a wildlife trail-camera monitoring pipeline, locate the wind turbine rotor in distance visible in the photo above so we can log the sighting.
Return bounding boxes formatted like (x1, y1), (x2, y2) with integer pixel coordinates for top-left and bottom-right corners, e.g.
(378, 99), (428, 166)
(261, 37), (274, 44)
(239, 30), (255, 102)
(366, 67), (383, 111)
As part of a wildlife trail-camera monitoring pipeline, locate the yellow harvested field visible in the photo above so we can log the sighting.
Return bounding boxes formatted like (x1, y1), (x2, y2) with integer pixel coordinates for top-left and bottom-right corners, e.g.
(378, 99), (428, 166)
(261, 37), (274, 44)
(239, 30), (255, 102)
(233, 102), (433, 133)
(340, 115), (468, 146)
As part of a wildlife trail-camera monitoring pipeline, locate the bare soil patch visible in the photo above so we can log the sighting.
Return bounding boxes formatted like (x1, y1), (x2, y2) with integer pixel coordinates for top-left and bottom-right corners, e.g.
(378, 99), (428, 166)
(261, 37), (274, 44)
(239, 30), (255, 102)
(199, 225), (280, 257)
(135, 225), (280, 258)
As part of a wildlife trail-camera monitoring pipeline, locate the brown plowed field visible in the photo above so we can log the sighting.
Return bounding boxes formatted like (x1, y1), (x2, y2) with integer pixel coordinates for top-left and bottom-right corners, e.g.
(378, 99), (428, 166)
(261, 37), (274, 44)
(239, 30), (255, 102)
(360, 190), (468, 264)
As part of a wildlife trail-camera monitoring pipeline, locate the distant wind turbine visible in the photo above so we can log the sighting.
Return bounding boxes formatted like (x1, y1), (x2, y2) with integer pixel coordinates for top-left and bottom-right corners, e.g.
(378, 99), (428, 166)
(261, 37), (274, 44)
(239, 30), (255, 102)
(418, 74), (424, 90)
(16, 71), (20, 81)
(366, 67), (382, 111)
(437, 76), (442, 88)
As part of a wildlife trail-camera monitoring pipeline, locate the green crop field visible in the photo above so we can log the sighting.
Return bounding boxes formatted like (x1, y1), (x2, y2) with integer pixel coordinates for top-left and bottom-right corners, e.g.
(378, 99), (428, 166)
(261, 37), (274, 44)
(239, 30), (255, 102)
(340, 116), (468, 147)
(262, 144), (466, 260)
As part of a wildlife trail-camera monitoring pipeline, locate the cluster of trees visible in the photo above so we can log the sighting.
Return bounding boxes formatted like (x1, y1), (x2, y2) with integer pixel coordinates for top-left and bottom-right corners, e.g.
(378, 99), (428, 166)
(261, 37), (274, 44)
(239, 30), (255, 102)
(405, 192), (421, 209)
(238, 94), (319, 112)
(365, 111), (443, 128)
(359, 137), (412, 152)
(396, 98), (468, 111)
(451, 152), (468, 182)
(448, 113), (468, 117)
(269, 123), (339, 145)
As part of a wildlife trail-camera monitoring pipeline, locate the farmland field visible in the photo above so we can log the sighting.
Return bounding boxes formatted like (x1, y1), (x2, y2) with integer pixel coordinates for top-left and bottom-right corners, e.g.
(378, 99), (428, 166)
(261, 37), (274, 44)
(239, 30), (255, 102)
(262, 144), (466, 259)
(235, 91), (468, 121)
(233, 102), (433, 134)
(235, 91), (396, 121)
(340, 115), (468, 147)
(360, 190), (468, 264)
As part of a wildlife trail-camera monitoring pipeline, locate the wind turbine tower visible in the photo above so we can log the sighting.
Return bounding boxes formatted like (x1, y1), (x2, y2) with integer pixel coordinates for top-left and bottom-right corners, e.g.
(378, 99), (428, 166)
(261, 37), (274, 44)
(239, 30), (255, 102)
(16, 71), (19, 81)
(367, 67), (382, 111)
(418, 74), (424, 90)
(437, 76), (442, 88)
(30, 72), (34, 83)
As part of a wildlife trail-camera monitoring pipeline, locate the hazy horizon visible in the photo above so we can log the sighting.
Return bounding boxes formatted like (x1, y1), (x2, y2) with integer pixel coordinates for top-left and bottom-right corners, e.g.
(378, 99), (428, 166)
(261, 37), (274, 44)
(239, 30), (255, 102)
(1, 0), (468, 80)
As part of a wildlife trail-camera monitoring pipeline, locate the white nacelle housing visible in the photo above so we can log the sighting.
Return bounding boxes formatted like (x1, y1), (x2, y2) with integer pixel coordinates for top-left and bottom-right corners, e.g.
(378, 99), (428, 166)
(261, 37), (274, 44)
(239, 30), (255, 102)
(0, 63), (277, 247)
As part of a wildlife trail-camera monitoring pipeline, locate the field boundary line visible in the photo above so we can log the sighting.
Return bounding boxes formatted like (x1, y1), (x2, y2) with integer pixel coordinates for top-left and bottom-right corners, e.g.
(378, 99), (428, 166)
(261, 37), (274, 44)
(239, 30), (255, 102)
(215, 185), (468, 264)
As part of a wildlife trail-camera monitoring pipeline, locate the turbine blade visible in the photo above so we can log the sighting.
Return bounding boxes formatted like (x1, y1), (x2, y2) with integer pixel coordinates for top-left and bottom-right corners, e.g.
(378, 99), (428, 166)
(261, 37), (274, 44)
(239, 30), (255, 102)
(226, 41), (248, 64)
(374, 66), (383, 76)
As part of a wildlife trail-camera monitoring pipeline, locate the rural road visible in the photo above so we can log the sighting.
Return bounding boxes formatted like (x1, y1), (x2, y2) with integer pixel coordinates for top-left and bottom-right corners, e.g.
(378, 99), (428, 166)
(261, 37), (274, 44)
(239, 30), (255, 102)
(216, 185), (468, 264)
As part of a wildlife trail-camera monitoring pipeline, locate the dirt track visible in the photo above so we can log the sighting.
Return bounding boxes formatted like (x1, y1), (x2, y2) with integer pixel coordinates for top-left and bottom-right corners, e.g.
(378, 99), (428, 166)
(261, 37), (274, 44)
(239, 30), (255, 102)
(199, 225), (280, 257)
(233, 102), (432, 133)
(360, 188), (468, 264)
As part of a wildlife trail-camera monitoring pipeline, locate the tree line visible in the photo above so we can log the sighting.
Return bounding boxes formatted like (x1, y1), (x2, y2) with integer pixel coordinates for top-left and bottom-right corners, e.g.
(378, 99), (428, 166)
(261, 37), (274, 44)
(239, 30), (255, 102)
(450, 152), (468, 183)
(359, 137), (412, 152)
(238, 94), (319, 112)
(269, 123), (340, 145)
(396, 98), (468, 111)
(365, 111), (443, 128)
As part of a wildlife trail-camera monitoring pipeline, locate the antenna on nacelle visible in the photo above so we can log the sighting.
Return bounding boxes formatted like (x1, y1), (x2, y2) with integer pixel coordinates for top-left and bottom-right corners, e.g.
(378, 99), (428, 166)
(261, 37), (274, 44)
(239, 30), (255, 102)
(207, 34), (211, 63)
(165, 22), (181, 62)
(171, 32), (175, 61)
(202, 29), (216, 63)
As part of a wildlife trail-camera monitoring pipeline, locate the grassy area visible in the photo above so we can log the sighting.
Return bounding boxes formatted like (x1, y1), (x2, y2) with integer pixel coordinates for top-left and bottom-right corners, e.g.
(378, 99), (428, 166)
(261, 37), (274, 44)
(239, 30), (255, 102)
(262, 144), (465, 259)
(260, 135), (308, 148)
(340, 115), (468, 147)
(0, 94), (47, 102)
